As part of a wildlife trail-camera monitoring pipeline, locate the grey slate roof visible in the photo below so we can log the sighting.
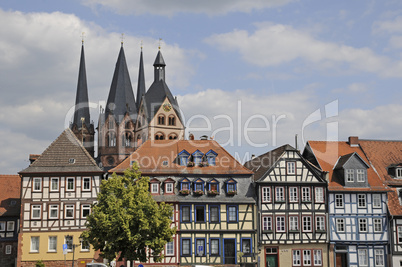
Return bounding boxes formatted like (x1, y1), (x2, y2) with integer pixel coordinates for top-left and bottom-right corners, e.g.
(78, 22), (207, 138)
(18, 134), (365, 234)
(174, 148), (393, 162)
(71, 44), (91, 129)
(136, 49), (146, 112)
(104, 45), (137, 124)
(19, 128), (103, 174)
(154, 50), (166, 66)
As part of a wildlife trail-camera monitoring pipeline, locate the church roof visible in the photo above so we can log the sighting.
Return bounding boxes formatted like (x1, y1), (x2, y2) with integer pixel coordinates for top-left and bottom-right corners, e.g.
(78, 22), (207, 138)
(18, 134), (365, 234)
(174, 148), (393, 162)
(136, 49), (146, 112)
(104, 45), (137, 124)
(153, 50), (166, 66)
(71, 44), (91, 130)
(19, 128), (102, 174)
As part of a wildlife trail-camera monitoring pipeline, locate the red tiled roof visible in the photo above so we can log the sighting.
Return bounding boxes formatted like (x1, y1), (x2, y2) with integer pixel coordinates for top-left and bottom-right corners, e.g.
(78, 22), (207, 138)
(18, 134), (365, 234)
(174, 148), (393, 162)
(110, 139), (252, 176)
(307, 141), (388, 192)
(0, 175), (21, 217)
(387, 189), (402, 216)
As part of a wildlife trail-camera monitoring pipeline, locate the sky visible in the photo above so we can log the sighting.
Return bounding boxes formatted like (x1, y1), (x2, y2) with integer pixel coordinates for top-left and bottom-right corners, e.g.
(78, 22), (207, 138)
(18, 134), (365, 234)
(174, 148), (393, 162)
(1, 0), (402, 174)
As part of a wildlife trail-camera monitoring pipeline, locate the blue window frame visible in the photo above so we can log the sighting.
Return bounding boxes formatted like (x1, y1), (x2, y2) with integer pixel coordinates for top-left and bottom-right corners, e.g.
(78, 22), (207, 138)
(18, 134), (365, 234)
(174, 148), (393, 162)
(210, 238), (220, 256)
(241, 238), (252, 256)
(181, 238), (192, 256)
(179, 178), (191, 191)
(181, 205), (191, 222)
(208, 179), (219, 192)
(209, 205), (220, 223)
(194, 178), (205, 192)
(179, 150), (190, 166)
(192, 150), (204, 165)
(206, 150), (218, 166)
(225, 178), (237, 193)
(227, 205), (238, 222)
(195, 238), (206, 256)
(195, 205), (206, 222)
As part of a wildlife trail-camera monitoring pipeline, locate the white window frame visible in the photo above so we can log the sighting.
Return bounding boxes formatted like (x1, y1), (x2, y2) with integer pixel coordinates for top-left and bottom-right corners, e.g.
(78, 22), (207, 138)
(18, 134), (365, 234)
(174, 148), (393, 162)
(5, 244), (12, 254)
(33, 177), (42, 192)
(316, 216), (325, 231)
(346, 169), (354, 182)
(358, 249), (368, 266)
(314, 250), (322, 266)
(373, 194), (381, 208)
(31, 205), (41, 219)
(293, 250), (301, 266)
(357, 169), (365, 182)
(81, 240), (90, 251)
(375, 249), (385, 267)
(289, 216), (299, 231)
(397, 168), (402, 178)
(166, 241), (174, 256)
(65, 204), (74, 219)
(262, 216), (273, 231)
(82, 177), (91, 191)
(335, 194), (344, 208)
(82, 204), (91, 218)
(262, 187), (271, 202)
(302, 216), (312, 232)
(49, 205), (59, 219)
(151, 183), (159, 194)
(289, 187), (298, 202)
(359, 218), (368, 232)
(276, 216), (286, 232)
(287, 161), (296, 174)
(302, 187), (311, 202)
(398, 226), (402, 244)
(31, 236), (39, 252)
(65, 235), (73, 251)
(275, 187), (285, 202)
(336, 218), (345, 232)
(50, 177), (59, 191)
(7, 221), (15, 231)
(315, 187), (324, 203)
(374, 218), (382, 232)
(48, 236), (57, 252)
(66, 177), (75, 191)
(303, 250), (312, 266)
(165, 183), (174, 193)
(358, 194), (366, 208)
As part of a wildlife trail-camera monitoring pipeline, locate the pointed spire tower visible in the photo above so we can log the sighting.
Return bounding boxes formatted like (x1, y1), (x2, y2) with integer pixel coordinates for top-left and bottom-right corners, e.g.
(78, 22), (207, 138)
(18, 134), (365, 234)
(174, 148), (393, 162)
(98, 41), (137, 169)
(136, 47), (146, 111)
(70, 42), (95, 157)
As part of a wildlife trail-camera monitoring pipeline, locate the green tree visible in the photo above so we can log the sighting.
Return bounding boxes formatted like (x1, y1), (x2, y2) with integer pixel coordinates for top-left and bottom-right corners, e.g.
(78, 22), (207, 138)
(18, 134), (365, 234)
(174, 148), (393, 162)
(81, 163), (176, 262)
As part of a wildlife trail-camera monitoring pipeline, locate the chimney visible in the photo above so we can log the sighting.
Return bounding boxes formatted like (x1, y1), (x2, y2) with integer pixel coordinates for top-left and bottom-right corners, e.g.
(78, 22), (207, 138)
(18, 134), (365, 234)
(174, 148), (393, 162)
(348, 136), (359, 147)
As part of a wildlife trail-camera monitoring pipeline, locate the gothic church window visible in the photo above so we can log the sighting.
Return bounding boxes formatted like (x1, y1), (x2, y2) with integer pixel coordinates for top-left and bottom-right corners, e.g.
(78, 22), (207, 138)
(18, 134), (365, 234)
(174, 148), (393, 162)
(123, 132), (132, 147)
(155, 132), (165, 140)
(158, 115), (165, 125)
(107, 132), (116, 147)
(168, 115), (176, 126)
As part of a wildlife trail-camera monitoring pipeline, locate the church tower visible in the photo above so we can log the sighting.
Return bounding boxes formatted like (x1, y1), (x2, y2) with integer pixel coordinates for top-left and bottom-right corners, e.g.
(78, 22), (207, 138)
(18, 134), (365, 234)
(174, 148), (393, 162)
(135, 49), (185, 145)
(98, 43), (137, 169)
(70, 42), (95, 157)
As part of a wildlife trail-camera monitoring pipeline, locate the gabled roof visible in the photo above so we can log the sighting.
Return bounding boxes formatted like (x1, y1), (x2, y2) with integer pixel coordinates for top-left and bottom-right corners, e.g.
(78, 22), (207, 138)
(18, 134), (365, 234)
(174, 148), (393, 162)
(305, 141), (388, 192)
(333, 152), (370, 170)
(110, 140), (252, 176)
(104, 45), (137, 124)
(0, 175), (20, 217)
(19, 129), (103, 174)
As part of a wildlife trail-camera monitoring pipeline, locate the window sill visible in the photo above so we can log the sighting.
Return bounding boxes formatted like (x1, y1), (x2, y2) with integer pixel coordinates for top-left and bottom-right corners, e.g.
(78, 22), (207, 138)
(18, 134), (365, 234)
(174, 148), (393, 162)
(47, 251), (57, 253)
(29, 251), (39, 254)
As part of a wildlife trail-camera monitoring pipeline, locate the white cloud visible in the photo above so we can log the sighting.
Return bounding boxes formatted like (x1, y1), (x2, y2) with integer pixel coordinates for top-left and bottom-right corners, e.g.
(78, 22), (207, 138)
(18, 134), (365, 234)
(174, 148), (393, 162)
(81, 0), (294, 16)
(373, 16), (402, 34)
(205, 22), (402, 77)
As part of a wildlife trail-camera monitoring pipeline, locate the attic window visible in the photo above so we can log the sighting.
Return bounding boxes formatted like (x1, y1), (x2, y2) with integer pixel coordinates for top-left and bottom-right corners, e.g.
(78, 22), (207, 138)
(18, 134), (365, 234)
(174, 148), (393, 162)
(69, 158), (75, 164)
(397, 168), (402, 178)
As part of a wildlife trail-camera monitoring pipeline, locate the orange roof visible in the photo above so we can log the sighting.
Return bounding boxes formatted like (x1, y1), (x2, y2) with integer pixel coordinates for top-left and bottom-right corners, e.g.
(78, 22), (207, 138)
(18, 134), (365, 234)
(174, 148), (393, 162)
(387, 188), (402, 216)
(110, 139), (252, 176)
(0, 175), (21, 217)
(307, 141), (388, 192)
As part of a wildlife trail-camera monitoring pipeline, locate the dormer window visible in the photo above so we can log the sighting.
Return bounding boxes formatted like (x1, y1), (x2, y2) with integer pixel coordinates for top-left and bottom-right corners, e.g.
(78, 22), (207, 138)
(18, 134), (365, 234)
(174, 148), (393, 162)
(206, 150), (218, 166)
(179, 178), (191, 191)
(164, 179), (175, 194)
(179, 150), (190, 166)
(225, 178), (237, 194)
(397, 168), (402, 178)
(192, 150), (204, 165)
(346, 169), (354, 182)
(194, 178), (205, 192)
(208, 179), (219, 193)
(150, 179), (160, 194)
(357, 169), (365, 182)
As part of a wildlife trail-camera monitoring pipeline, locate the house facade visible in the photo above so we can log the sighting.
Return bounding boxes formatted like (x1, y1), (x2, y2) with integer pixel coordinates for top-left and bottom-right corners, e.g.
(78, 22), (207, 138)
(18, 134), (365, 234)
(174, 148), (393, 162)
(245, 144), (328, 267)
(303, 138), (389, 267)
(18, 129), (104, 267)
(110, 139), (257, 266)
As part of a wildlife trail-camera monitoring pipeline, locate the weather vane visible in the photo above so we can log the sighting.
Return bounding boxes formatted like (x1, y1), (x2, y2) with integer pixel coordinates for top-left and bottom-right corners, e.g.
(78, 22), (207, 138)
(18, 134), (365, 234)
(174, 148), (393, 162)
(159, 38), (162, 50)
(81, 32), (86, 44)
(121, 33), (125, 45)
(141, 40), (143, 50)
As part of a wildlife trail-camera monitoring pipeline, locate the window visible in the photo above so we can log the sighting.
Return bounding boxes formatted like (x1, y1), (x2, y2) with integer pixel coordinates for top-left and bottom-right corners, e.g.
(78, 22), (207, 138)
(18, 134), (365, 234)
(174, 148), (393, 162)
(151, 183), (159, 194)
(66, 177), (75, 191)
(293, 250), (301, 266)
(241, 238), (251, 255)
(374, 218), (382, 232)
(357, 169), (365, 182)
(108, 120), (114, 129)
(181, 206), (191, 222)
(315, 187), (324, 203)
(227, 205), (238, 222)
(210, 239), (219, 255)
(206, 153), (216, 166)
(168, 115), (176, 126)
(208, 182), (219, 192)
(0, 221), (5, 231)
(168, 134), (178, 140)
(397, 168), (402, 178)
(195, 205), (205, 222)
(7, 221), (15, 231)
(166, 183), (174, 193)
(313, 250), (322, 266)
(358, 194), (366, 208)
(181, 181), (190, 190)
(31, 236), (39, 252)
(346, 169), (354, 182)
(48, 236), (57, 252)
(65, 235), (73, 250)
(336, 218), (345, 232)
(303, 216), (312, 232)
(158, 115), (165, 125)
(276, 187), (285, 202)
(65, 204), (74, 219)
(82, 204), (91, 218)
(33, 177), (41, 192)
(375, 249), (385, 266)
(303, 250), (311, 266)
(32, 205), (41, 219)
(51, 177), (59, 191)
(210, 206), (220, 223)
(398, 226), (402, 243)
(227, 183), (236, 193)
(335, 194), (344, 208)
(302, 187), (311, 202)
(289, 216), (299, 231)
(373, 194), (381, 208)
(193, 151), (203, 165)
(49, 205), (59, 219)
(166, 241), (174, 256)
(195, 181), (204, 192)
(276, 216), (286, 232)
(358, 249), (368, 266)
(262, 216), (273, 231)
(81, 240), (90, 251)
(359, 218), (367, 232)
(155, 132), (165, 140)
(180, 154), (189, 166)
(82, 177), (91, 191)
(316, 216), (325, 231)
(123, 132), (132, 147)
(196, 239), (205, 256)
(5, 245), (12, 254)
(287, 161), (296, 174)
(262, 187), (271, 202)
(289, 187), (298, 202)
(107, 132), (116, 147)
(181, 239), (191, 256)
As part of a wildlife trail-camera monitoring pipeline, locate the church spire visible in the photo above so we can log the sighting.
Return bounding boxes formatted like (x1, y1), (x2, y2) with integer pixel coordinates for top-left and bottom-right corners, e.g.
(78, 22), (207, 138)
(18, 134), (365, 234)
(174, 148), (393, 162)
(153, 50), (166, 82)
(136, 47), (146, 111)
(72, 43), (91, 130)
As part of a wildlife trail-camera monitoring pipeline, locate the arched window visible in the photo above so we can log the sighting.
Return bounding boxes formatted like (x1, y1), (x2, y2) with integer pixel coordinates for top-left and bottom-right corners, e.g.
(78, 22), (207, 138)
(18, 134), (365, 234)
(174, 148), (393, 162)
(168, 133), (178, 140)
(108, 120), (114, 129)
(123, 132), (132, 147)
(168, 115), (176, 126)
(158, 115), (165, 125)
(107, 132), (116, 147)
(125, 121), (131, 129)
(155, 132), (165, 140)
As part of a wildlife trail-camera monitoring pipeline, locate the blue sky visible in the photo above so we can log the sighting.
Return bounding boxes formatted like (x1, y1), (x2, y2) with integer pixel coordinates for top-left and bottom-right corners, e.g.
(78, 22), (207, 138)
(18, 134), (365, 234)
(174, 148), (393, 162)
(1, 0), (402, 174)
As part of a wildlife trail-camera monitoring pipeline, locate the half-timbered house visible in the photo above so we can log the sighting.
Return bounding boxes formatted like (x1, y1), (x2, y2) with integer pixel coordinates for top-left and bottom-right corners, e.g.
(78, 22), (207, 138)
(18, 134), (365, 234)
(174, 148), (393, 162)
(110, 138), (256, 266)
(303, 138), (390, 267)
(245, 144), (328, 267)
(18, 129), (104, 267)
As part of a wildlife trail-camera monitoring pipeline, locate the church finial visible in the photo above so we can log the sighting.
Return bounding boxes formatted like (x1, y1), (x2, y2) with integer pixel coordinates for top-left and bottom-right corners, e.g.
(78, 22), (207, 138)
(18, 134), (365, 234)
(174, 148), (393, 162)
(121, 33), (125, 46)
(158, 38), (162, 50)
(81, 32), (85, 45)
(141, 40), (143, 51)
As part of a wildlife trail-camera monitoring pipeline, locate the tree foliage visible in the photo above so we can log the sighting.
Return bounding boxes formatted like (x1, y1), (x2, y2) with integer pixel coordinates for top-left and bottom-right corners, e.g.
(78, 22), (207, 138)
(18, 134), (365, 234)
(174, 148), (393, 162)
(81, 163), (176, 262)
